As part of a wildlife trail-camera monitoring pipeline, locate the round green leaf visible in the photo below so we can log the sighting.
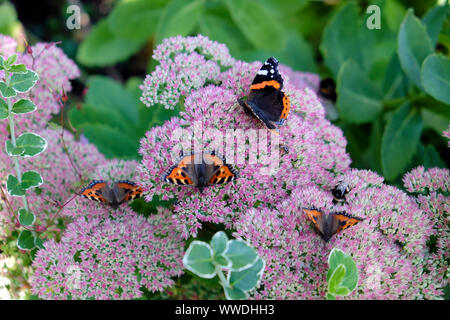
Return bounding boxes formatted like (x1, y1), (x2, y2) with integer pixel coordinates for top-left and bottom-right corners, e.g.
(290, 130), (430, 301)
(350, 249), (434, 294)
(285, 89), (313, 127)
(10, 70), (39, 93)
(0, 81), (17, 98)
(211, 231), (228, 256)
(228, 258), (265, 292)
(6, 174), (25, 196)
(17, 230), (35, 250)
(21, 171), (43, 190)
(183, 241), (216, 278)
(421, 54), (450, 105)
(16, 132), (48, 157)
(328, 264), (346, 294)
(12, 99), (37, 114)
(381, 103), (423, 181)
(18, 208), (35, 226)
(77, 19), (145, 67)
(0, 99), (8, 119)
(223, 285), (248, 300)
(223, 240), (258, 271)
(5, 140), (25, 156)
(397, 9), (433, 89)
(337, 60), (383, 124)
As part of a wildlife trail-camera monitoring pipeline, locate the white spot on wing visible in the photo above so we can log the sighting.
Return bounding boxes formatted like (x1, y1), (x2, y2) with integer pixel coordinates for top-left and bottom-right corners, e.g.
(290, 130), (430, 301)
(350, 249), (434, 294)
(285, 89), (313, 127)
(258, 70), (268, 75)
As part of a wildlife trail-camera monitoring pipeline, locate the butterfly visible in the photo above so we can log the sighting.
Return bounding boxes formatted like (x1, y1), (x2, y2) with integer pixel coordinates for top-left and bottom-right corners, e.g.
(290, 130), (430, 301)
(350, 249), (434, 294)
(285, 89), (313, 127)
(80, 180), (143, 209)
(331, 181), (350, 204)
(303, 208), (363, 242)
(163, 151), (238, 193)
(238, 57), (290, 129)
(318, 77), (337, 102)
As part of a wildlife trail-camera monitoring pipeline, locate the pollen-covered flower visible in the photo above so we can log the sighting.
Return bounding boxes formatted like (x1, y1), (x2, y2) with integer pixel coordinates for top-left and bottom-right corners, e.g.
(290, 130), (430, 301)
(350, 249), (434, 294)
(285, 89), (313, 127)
(30, 207), (185, 300)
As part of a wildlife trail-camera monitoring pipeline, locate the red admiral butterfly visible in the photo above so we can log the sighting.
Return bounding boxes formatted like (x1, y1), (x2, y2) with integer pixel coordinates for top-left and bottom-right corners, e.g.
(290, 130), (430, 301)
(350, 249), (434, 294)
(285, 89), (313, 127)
(238, 57), (290, 129)
(303, 208), (363, 242)
(163, 151), (238, 193)
(80, 180), (143, 209)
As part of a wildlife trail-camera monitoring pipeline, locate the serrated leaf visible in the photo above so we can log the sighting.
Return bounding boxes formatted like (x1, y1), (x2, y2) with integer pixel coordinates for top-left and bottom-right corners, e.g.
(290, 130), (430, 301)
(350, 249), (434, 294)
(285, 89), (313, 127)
(17, 230), (35, 250)
(10, 70), (39, 93)
(12, 99), (37, 114)
(223, 240), (258, 271)
(5, 140), (25, 156)
(183, 241), (216, 278)
(16, 132), (48, 157)
(337, 60), (383, 123)
(108, 0), (167, 41)
(421, 54), (450, 105)
(0, 98), (8, 119)
(8, 64), (27, 73)
(225, 0), (285, 52)
(397, 9), (434, 89)
(228, 258), (264, 292)
(211, 231), (228, 256)
(21, 171), (43, 190)
(223, 285), (248, 300)
(0, 81), (16, 98)
(155, 0), (205, 45)
(422, 3), (449, 48)
(77, 19), (145, 67)
(382, 103), (423, 181)
(6, 174), (25, 196)
(18, 208), (35, 226)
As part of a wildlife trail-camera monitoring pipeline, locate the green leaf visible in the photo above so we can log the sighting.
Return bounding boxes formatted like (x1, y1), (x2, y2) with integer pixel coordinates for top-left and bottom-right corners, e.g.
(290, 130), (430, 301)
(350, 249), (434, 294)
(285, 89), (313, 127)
(6, 54), (17, 65)
(327, 248), (359, 296)
(328, 264), (346, 294)
(213, 255), (230, 267)
(17, 230), (35, 250)
(0, 55), (4, 69)
(225, 0), (286, 52)
(16, 132), (48, 157)
(223, 240), (258, 271)
(10, 70), (39, 93)
(320, 1), (368, 77)
(77, 19), (145, 67)
(223, 285), (248, 300)
(34, 237), (45, 249)
(381, 103), (423, 181)
(211, 231), (228, 256)
(155, 0), (205, 45)
(21, 171), (43, 190)
(0, 81), (16, 98)
(0, 2), (17, 34)
(382, 53), (408, 99)
(5, 140), (24, 156)
(397, 9), (434, 90)
(183, 241), (216, 278)
(0, 98), (8, 119)
(12, 99), (37, 114)
(326, 292), (336, 300)
(422, 3), (449, 47)
(108, 0), (167, 41)
(228, 258), (265, 292)
(421, 54), (450, 104)
(8, 64), (27, 74)
(18, 208), (35, 226)
(337, 60), (383, 123)
(6, 174), (25, 196)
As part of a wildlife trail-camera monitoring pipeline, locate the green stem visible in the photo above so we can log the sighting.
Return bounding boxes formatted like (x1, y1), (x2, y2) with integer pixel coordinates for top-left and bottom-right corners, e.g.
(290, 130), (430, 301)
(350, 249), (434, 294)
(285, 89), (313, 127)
(383, 93), (429, 110)
(5, 70), (29, 212)
(215, 265), (228, 289)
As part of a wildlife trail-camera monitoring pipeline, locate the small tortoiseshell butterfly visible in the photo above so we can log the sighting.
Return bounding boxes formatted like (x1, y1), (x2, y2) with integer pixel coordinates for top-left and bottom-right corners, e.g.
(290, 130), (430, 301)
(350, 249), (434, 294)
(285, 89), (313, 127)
(238, 57), (290, 129)
(80, 180), (143, 209)
(163, 151), (238, 193)
(303, 208), (363, 242)
(331, 181), (350, 204)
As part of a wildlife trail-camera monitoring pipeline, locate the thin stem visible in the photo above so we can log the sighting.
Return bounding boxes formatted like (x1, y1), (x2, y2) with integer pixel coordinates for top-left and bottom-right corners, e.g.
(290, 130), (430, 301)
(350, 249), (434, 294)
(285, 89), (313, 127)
(215, 265), (228, 288)
(5, 69), (29, 212)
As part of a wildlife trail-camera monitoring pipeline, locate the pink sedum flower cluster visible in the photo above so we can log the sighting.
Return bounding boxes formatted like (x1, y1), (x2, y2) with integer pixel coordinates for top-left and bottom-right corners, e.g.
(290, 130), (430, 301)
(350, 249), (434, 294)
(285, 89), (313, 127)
(30, 206), (185, 299)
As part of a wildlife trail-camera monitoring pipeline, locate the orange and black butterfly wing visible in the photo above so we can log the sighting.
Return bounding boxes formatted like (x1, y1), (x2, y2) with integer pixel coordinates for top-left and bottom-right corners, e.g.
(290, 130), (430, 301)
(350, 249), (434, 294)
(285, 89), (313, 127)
(80, 180), (110, 205)
(115, 180), (143, 204)
(204, 153), (238, 186)
(163, 154), (196, 186)
(303, 208), (326, 237)
(331, 212), (364, 236)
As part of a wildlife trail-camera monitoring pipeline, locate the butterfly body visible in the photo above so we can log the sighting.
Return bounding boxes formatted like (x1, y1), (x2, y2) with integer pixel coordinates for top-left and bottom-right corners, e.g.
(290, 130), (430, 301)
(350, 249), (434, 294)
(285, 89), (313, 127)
(303, 208), (363, 242)
(331, 181), (350, 204)
(163, 151), (238, 192)
(239, 57), (290, 129)
(80, 180), (142, 209)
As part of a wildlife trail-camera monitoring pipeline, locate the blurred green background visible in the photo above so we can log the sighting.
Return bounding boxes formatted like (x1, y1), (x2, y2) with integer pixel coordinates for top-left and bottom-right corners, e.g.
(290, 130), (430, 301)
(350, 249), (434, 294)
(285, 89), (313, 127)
(1, 0), (449, 185)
